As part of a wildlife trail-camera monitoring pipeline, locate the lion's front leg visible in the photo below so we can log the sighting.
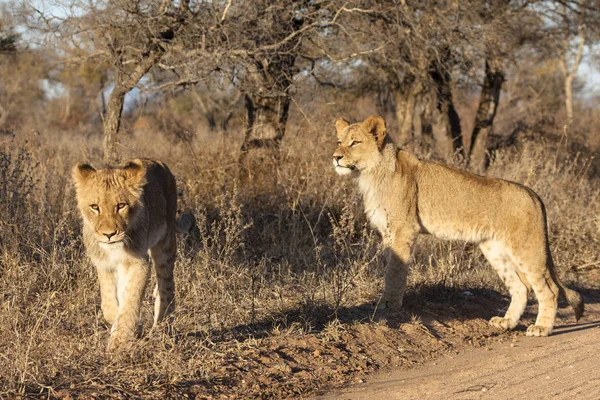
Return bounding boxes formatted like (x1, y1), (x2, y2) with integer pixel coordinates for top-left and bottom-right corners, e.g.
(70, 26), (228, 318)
(107, 259), (150, 352)
(97, 265), (118, 325)
(378, 232), (416, 311)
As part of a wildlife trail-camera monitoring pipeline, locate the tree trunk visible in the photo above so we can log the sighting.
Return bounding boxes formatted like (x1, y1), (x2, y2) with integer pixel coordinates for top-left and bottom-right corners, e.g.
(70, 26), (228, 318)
(393, 84), (419, 146)
(565, 75), (574, 124)
(101, 48), (165, 163)
(238, 94), (290, 182)
(241, 94), (256, 153)
(431, 108), (454, 157)
(273, 97), (290, 144)
(222, 91), (242, 133)
(102, 74), (127, 164)
(193, 90), (217, 131)
(239, 95), (289, 154)
(412, 101), (423, 141)
(99, 77), (107, 117)
(429, 60), (463, 158)
(412, 90), (436, 153)
(559, 5), (585, 127)
(62, 91), (71, 123)
(469, 58), (504, 170)
(0, 102), (8, 129)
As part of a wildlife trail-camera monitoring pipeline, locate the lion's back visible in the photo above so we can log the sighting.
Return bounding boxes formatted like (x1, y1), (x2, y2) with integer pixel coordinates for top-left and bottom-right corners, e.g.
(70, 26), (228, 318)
(414, 159), (545, 243)
(138, 158), (178, 229)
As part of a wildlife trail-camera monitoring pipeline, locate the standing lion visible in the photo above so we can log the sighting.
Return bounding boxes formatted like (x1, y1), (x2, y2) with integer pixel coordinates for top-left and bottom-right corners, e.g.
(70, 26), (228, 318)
(332, 116), (583, 336)
(72, 158), (184, 351)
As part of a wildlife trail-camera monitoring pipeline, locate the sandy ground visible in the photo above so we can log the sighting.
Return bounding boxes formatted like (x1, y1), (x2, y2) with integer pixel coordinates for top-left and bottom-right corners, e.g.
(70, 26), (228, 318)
(318, 303), (600, 400)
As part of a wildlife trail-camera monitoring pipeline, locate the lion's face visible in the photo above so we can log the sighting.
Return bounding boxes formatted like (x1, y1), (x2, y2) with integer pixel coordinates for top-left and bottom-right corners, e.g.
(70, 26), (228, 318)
(332, 116), (387, 176)
(72, 160), (147, 248)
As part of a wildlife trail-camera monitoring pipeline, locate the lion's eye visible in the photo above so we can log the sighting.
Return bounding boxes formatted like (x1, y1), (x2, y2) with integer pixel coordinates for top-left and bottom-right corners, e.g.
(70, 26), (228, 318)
(117, 203), (127, 210)
(336, 140), (342, 146)
(350, 141), (361, 147)
(90, 204), (99, 211)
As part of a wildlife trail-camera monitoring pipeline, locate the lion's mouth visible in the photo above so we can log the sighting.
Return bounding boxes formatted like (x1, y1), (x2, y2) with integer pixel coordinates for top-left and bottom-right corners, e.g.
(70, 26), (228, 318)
(333, 162), (357, 176)
(96, 234), (126, 245)
(335, 163), (356, 171)
(101, 240), (123, 245)
(334, 160), (356, 170)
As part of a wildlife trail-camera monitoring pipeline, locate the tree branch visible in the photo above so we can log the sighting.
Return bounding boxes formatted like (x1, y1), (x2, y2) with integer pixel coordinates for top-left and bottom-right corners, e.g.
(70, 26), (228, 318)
(572, 20), (586, 76)
(221, 0), (233, 23)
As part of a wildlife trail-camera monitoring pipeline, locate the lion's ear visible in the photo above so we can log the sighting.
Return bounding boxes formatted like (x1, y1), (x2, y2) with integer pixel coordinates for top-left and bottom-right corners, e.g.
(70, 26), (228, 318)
(362, 116), (387, 147)
(122, 159), (146, 187)
(335, 117), (350, 135)
(72, 162), (96, 185)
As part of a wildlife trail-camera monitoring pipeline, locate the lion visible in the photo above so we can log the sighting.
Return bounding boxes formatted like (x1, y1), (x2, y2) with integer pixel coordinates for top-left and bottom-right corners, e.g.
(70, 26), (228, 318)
(332, 116), (583, 337)
(72, 158), (193, 351)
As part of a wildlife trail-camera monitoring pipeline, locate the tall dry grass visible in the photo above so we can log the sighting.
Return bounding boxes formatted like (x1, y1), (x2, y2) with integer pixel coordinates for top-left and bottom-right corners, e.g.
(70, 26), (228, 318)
(0, 118), (598, 396)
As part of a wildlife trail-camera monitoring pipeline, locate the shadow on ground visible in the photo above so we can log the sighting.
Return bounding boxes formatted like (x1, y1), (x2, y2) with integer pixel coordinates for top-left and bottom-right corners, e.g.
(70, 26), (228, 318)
(178, 282), (600, 346)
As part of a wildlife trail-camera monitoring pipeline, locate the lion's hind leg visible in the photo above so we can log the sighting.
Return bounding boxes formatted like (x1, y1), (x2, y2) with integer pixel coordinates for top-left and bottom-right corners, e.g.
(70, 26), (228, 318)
(480, 240), (530, 332)
(150, 230), (177, 327)
(507, 242), (559, 337)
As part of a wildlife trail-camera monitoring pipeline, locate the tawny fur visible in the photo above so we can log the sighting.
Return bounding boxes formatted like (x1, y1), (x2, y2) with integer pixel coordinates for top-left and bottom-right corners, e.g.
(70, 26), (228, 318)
(72, 158), (180, 351)
(333, 116), (583, 337)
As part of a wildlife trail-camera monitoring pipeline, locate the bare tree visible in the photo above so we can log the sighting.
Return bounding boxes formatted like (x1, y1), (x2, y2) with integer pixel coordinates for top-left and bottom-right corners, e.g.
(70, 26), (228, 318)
(468, 58), (505, 169)
(321, 1), (495, 159)
(0, 8), (48, 133)
(466, 1), (520, 169)
(215, 1), (337, 167)
(557, 1), (587, 125)
(26, 0), (200, 162)
(0, 12), (18, 130)
(428, 47), (464, 157)
(26, 0), (339, 169)
(20, 0), (600, 170)
(530, 0), (600, 127)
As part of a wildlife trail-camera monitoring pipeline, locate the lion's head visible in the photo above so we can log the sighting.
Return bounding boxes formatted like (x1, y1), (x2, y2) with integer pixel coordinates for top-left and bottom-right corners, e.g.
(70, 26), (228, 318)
(332, 116), (388, 176)
(72, 159), (147, 248)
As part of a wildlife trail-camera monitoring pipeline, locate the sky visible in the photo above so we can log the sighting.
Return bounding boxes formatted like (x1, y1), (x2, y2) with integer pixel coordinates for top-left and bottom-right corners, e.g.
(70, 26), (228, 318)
(578, 59), (600, 98)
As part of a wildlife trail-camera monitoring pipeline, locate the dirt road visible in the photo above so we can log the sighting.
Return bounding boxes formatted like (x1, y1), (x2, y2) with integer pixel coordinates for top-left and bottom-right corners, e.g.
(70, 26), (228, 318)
(319, 305), (600, 400)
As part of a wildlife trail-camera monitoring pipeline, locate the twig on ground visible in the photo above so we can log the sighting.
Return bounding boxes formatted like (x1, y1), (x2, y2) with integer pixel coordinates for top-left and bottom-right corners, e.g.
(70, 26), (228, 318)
(572, 261), (600, 271)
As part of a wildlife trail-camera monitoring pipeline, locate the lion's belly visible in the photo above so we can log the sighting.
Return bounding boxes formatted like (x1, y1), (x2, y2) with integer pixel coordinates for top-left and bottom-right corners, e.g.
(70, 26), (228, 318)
(419, 213), (490, 243)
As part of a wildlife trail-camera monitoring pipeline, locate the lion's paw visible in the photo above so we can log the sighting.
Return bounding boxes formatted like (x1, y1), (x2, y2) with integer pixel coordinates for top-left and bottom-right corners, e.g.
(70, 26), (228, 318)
(526, 325), (552, 337)
(106, 330), (136, 354)
(375, 295), (402, 312)
(106, 337), (124, 354)
(489, 316), (516, 331)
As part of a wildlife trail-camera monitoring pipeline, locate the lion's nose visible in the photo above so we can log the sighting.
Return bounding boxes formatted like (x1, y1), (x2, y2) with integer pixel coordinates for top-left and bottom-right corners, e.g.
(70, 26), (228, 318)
(333, 155), (343, 161)
(104, 231), (117, 240)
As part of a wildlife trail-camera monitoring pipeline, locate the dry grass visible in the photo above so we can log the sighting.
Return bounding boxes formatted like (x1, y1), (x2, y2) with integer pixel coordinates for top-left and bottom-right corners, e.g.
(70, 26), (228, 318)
(0, 119), (599, 398)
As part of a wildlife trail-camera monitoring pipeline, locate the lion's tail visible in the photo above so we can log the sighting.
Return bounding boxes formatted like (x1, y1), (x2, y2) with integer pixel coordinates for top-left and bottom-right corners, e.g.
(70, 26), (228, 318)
(559, 283), (584, 322)
(176, 211), (197, 234)
(548, 254), (584, 321)
(540, 199), (584, 321)
(547, 254), (583, 321)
